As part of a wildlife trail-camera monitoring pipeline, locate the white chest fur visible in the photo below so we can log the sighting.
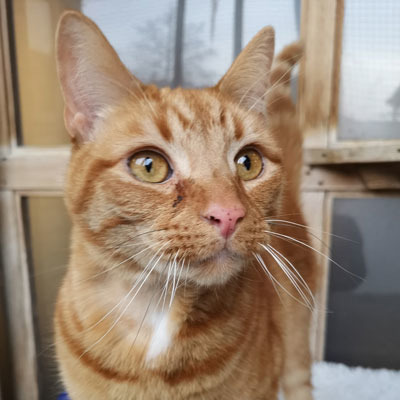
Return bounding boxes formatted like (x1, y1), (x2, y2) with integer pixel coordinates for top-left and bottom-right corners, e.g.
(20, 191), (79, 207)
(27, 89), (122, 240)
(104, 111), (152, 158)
(146, 309), (174, 362)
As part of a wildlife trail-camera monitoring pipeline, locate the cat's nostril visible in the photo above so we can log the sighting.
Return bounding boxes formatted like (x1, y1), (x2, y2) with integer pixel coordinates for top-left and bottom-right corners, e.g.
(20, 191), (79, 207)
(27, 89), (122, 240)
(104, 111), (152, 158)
(208, 215), (221, 224)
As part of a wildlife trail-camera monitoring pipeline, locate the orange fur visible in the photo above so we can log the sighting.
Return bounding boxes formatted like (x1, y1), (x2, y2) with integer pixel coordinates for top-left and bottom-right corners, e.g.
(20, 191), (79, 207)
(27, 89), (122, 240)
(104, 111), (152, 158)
(54, 11), (318, 400)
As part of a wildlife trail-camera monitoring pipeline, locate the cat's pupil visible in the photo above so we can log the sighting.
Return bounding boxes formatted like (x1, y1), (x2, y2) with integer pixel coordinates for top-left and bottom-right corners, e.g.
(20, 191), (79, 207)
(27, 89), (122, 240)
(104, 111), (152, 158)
(144, 157), (153, 173)
(241, 155), (251, 171)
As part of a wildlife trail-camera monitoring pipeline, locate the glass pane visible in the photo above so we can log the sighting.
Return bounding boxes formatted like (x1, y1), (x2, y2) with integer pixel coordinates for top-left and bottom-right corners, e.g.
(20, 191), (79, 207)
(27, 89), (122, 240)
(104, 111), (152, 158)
(243, 0), (300, 54)
(24, 197), (71, 399)
(13, 0), (177, 146)
(12, 0), (80, 146)
(326, 197), (400, 369)
(244, 0), (301, 102)
(338, 1), (400, 140)
(83, 0), (177, 86)
(13, 0), (300, 145)
(183, 0), (234, 87)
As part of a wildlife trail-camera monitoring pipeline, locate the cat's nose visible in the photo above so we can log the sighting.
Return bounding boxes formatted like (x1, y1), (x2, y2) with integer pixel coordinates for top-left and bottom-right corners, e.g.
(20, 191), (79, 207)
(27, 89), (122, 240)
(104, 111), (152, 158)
(203, 203), (246, 239)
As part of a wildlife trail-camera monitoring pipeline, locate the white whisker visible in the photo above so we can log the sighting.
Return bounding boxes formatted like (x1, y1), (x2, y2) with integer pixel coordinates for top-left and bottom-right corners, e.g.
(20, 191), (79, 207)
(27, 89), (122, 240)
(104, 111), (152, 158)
(260, 243), (314, 310)
(162, 256), (173, 312)
(265, 243), (315, 306)
(169, 252), (180, 307)
(176, 257), (185, 290)
(266, 219), (358, 243)
(253, 252), (310, 308)
(237, 53), (302, 109)
(246, 68), (299, 114)
(80, 243), (156, 282)
(84, 241), (171, 333)
(264, 230), (362, 280)
(170, 254), (185, 308)
(127, 260), (171, 355)
(80, 244), (169, 358)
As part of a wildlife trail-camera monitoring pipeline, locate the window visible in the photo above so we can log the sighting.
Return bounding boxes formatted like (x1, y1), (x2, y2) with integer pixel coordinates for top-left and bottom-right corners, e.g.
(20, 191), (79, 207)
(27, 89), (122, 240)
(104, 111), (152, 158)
(326, 196), (400, 369)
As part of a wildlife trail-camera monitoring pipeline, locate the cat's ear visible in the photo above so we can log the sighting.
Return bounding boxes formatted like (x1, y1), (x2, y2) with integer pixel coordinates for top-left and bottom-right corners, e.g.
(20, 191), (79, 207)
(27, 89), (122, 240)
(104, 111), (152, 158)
(56, 11), (142, 143)
(216, 26), (275, 114)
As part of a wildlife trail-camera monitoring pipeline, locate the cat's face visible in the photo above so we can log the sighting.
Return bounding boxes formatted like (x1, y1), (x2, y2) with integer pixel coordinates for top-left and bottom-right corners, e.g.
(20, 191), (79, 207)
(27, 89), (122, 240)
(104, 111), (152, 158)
(58, 12), (282, 286)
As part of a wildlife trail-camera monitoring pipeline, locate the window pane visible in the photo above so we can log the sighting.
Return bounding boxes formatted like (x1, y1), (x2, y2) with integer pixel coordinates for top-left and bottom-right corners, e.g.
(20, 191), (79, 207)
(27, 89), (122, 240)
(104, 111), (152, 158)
(13, 0), (301, 145)
(243, 0), (300, 54)
(244, 0), (301, 102)
(12, 0), (79, 146)
(338, 1), (400, 140)
(24, 197), (71, 399)
(326, 197), (400, 369)
(183, 0), (234, 87)
(83, 0), (177, 86)
(13, 0), (177, 146)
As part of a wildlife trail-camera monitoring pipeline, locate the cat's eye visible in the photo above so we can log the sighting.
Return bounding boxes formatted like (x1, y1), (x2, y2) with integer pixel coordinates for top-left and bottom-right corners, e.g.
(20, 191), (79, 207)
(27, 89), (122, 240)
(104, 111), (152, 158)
(129, 151), (171, 183)
(235, 148), (263, 181)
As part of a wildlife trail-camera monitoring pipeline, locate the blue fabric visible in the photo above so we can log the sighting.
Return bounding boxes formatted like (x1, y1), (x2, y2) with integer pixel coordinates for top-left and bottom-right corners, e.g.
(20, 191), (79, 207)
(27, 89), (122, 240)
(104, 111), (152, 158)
(57, 393), (70, 400)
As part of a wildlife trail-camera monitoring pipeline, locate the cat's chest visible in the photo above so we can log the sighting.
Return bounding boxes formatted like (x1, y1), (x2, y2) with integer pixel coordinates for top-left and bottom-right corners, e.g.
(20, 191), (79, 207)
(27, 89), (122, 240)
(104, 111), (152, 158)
(89, 278), (180, 364)
(119, 293), (181, 365)
(145, 308), (175, 362)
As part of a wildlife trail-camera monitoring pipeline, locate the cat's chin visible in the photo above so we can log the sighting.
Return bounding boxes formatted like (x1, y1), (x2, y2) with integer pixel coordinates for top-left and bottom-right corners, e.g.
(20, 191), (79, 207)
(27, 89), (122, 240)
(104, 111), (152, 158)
(189, 249), (245, 287)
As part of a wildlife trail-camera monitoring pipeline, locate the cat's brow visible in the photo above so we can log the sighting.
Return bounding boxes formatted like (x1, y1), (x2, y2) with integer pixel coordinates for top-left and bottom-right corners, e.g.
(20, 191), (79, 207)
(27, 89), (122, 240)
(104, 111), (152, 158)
(155, 113), (172, 142)
(232, 113), (244, 140)
(153, 99), (194, 141)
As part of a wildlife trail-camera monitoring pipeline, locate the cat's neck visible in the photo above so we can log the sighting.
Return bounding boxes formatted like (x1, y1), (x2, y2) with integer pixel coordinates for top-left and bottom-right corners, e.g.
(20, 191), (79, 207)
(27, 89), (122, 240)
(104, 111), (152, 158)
(69, 232), (249, 326)
(63, 229), (257, 364)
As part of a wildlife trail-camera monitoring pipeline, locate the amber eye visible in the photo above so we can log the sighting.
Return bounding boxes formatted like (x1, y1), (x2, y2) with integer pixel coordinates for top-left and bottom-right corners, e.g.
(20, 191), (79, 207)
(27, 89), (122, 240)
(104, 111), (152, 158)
(129, 151), (171, 183)
(235, 148), (263, 181)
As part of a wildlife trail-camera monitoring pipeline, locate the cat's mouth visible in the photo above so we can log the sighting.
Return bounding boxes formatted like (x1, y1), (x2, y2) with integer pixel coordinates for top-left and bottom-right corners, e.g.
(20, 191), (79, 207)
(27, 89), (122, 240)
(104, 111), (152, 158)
(193, 246), (243, 267)
(187, 247), (245, 286)
(197, 248), (230, 264)
(189, 232), (249, 265)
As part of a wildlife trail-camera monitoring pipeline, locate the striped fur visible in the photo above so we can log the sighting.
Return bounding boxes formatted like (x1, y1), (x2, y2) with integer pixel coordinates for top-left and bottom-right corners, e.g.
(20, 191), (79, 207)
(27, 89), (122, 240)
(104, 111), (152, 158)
(55, 11), (318, 400)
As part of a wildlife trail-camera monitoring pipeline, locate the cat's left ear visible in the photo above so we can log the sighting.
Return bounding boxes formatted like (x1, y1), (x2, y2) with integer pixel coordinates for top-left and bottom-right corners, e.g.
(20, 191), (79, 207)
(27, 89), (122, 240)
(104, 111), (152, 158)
(216, 26), (275, 115)
(56, 11), (143, 143)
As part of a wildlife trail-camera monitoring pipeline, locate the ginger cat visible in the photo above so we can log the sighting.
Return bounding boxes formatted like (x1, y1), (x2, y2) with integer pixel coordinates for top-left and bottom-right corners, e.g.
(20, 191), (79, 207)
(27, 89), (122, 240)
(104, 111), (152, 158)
(55, 10), (318, 400)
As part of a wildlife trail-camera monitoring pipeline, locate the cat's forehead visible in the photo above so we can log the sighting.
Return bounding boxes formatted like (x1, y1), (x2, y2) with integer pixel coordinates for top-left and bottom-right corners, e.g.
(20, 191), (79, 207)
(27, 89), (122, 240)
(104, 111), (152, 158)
(100, 86), (277, 178)
(140, 87), (271, 148)
(153, 87), (243, 139)
(137, 88), (273, 175)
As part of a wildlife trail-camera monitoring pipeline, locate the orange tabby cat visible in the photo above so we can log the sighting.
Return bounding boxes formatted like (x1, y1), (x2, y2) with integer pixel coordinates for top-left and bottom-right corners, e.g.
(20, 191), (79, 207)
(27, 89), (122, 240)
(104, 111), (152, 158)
(54, 10), (318, 400)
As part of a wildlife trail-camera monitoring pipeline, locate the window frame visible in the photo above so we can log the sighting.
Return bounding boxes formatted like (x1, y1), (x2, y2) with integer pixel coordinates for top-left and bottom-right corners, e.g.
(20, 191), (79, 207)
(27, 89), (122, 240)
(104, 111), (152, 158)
(300, 0), (400, 164)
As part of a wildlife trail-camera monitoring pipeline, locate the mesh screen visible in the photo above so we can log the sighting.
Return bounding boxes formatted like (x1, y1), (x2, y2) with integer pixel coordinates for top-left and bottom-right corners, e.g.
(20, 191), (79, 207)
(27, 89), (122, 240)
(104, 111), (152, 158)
(338, 1), (400, 140)
(326, 197), (400, 369)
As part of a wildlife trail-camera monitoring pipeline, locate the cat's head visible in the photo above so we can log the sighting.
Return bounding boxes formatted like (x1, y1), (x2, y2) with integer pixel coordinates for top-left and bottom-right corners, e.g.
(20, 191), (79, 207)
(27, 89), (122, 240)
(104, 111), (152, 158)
(57, 11), (285, 286)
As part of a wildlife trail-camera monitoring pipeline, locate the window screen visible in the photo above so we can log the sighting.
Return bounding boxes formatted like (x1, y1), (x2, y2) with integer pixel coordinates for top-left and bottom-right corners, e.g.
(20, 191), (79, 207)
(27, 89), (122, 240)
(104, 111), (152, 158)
(326, 197), (400, 369)
(338, 1), (400, 141)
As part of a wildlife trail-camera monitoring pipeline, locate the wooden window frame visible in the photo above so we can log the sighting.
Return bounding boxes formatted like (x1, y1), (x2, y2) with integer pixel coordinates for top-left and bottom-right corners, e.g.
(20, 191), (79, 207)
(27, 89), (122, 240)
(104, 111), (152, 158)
(301, 164), (400, 360)
(1, 0), (40, 398)
(312, 190), (400, 361)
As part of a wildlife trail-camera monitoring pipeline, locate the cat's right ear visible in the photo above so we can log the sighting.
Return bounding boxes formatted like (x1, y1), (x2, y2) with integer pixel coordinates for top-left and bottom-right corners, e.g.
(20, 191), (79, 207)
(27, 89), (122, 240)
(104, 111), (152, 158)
(56, 11), (142, 143)
(216, 26), (275, 115)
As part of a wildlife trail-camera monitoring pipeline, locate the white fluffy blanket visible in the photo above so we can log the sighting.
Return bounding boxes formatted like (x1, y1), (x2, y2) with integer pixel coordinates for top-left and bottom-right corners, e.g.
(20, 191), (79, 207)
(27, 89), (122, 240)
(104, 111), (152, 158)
(313, 362), (400, 400)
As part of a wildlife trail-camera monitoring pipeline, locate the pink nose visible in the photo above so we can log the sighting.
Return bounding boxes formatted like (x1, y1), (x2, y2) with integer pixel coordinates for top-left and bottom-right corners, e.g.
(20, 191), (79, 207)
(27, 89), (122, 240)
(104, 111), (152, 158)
(203, 203), (246, 239)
